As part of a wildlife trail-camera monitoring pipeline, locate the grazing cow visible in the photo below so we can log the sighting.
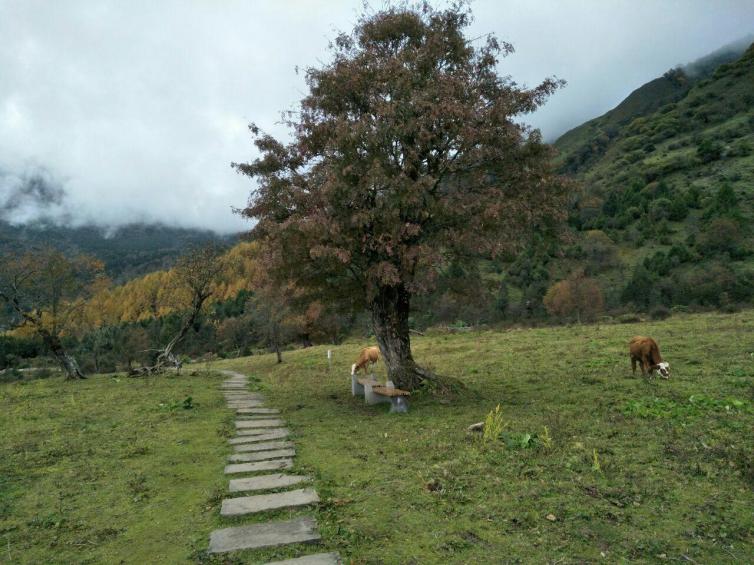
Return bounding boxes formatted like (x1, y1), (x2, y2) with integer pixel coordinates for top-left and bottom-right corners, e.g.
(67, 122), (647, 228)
(351, 346), (380, 376)
(629, 336), (670, 379)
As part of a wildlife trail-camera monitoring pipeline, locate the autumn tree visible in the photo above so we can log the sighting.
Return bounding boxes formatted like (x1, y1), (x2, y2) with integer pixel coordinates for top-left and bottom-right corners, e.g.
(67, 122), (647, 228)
(132, 244), (226, 374)
(236, 3), (568, 389)
(543, 272), (604, 322)
(0, 248), (103, 379)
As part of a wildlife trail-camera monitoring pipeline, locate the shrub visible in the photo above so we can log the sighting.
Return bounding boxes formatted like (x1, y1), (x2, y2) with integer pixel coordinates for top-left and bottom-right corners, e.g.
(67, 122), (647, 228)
(621, 264), (655, 309)
(650, 305), (671, 320)
(698, 218), (743, 255)
(543, 272), (604, 322)
(649, 198), (672, 222)
(696, 138), (723, 163)
(618, 313), (642, 324)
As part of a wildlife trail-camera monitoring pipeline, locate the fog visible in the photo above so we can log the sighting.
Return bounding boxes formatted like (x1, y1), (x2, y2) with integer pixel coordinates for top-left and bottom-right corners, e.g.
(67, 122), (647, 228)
(1, 0), (752, 232)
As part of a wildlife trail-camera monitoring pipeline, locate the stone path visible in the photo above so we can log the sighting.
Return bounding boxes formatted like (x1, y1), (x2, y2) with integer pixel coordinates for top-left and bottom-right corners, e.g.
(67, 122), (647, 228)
(208, 370), (340, 564)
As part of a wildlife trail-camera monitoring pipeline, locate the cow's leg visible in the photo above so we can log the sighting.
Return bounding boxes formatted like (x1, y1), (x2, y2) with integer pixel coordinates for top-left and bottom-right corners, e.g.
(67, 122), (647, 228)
(640, 359), (648, 376)
(631, 356), (637, 374)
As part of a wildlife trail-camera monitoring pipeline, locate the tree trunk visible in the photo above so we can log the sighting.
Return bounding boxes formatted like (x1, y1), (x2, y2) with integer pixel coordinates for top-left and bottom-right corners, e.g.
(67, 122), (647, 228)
(370, 283), (431, 390)
(43, 332), (85, 380)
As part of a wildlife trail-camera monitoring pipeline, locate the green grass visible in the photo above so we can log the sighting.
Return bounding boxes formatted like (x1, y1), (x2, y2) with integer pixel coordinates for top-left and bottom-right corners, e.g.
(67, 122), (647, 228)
(0, 366), (234, 564)
(3, 312), (754, 563)
(218, 311), (754, 563)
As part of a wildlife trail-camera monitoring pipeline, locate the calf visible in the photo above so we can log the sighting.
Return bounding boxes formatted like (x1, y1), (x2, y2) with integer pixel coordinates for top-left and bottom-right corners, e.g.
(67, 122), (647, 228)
(351, 346), (380, 376)
(629, 336), (670, 379)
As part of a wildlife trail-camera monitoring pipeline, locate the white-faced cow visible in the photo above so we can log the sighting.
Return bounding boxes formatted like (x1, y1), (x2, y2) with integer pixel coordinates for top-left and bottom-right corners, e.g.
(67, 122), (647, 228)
(629, 336), (670, 379)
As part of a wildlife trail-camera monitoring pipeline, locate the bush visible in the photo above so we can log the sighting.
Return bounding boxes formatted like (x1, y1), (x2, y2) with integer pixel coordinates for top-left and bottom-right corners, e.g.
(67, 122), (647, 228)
(649, 198), (672, 222)
(543, 272), (604, 322)
(650, 305), (671, 320)
(698, 218), (743, 255)
(618, 313), (642, 324)
(697, 138), (723, 163)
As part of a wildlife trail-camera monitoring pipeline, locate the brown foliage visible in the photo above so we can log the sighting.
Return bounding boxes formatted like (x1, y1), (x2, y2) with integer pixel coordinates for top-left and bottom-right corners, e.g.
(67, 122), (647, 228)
(543, 272), (604, 322)
(235, 3), (569, 388)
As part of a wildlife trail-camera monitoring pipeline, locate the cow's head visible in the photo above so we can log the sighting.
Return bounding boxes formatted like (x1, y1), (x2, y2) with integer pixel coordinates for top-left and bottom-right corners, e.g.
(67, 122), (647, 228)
(656, 362), (670, 379)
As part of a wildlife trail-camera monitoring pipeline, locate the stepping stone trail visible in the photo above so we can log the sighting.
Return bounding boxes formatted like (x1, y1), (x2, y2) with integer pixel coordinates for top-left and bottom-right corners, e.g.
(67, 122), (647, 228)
(208, 370), (337, 562)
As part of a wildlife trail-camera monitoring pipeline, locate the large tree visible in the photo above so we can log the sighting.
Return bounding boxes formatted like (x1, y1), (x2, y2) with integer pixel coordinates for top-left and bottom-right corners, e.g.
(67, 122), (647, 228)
(235, 3), (569, 389)
(0, 248), (103, 380)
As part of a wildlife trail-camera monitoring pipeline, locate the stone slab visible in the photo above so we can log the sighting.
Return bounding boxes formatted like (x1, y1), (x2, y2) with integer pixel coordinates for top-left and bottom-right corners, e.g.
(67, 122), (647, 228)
(236, 419), (285, 429)
(220, 369), (251, 379)
(226, 400), (262, 404)
(235, 440), (294, 453)
(208, 516), (320, 554)
(237, 427), (289, 436)
(227, 402), (266, 409)
(228, 473), (311, 493)
(229, 430), (290, 444)
(265, 553), (341, 565)
(237, 415), (282, 421)
(220, 487), (319, 516)
(225, 459), (293, 474)
(237, 407), (279, 414)
(228, 449), (295, 463)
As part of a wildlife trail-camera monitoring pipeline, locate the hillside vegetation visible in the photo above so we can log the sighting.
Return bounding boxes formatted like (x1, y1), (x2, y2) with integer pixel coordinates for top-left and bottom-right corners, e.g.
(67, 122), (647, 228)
(0, 220), (232, 282)
(522, 42), (754, 314)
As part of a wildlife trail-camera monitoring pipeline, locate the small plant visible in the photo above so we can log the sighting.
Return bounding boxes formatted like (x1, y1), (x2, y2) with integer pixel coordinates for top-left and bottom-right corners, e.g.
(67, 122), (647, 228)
(158, 396), (194, 411)
(541, 426), (553, 450)
(482, 404), (505, 445)
(592, 449), (602, 474)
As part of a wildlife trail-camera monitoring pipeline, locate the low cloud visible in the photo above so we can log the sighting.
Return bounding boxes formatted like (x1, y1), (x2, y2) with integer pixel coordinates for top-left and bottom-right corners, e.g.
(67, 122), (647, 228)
(1, 1), (752, 231)
(0, 166), (68, 224)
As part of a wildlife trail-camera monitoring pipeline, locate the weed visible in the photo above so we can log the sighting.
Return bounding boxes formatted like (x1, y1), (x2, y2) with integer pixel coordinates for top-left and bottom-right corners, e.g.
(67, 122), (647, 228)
(592, 449), (603, 474)
(482, 404), (505, 445)
(541, 426), (553, 449)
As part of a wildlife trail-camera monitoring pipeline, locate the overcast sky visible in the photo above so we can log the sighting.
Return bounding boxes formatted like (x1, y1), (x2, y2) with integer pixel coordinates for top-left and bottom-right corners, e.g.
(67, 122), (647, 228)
(1, 1), (753, 233)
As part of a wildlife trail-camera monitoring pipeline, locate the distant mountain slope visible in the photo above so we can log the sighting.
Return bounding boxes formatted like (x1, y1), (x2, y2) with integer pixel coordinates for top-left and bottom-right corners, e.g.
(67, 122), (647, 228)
(0, 220), (236, 282)
(515, 40), (754, 313)
(555, 37), (752, 174)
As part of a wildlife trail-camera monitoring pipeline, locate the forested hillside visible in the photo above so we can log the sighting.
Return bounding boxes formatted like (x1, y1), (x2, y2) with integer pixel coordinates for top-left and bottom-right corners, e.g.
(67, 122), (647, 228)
(527, 40), (754, 315)
(0, 220), (233, 282)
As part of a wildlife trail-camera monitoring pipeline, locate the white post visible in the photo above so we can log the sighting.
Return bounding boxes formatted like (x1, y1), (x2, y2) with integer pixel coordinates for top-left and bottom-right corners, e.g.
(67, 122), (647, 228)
(327, 349), (332, 370)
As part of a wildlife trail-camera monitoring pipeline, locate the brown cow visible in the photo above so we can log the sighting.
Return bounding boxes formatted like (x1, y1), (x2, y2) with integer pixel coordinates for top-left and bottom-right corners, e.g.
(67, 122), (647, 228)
(629, 336), (670, 379)
(351, 346), (380, 376)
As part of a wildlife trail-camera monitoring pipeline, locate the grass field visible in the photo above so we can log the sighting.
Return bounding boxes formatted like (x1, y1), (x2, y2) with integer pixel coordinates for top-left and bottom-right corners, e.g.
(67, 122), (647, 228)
(3, 311), (754, 563)
(0, 366), (235, 564)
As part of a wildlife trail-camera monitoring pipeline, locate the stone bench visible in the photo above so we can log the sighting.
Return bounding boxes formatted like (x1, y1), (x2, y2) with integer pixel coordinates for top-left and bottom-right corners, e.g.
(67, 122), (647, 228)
(351, 375), (379, 397)
(371, 385), (410, 413)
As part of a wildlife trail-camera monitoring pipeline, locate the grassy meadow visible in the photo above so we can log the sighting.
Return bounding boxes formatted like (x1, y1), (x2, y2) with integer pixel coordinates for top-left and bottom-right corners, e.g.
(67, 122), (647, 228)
(0, 366), (235, 564)
(2, 311), (753, 563)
